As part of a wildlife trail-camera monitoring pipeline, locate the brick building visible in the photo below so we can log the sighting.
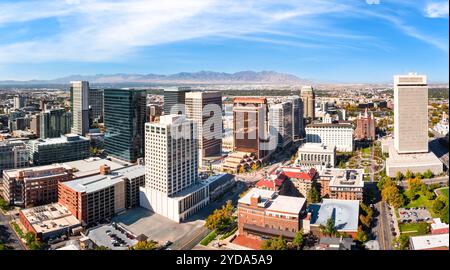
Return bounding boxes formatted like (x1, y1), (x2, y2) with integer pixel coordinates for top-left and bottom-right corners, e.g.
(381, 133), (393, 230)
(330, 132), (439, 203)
(318, 168), (364, 201)
(2, 164), (73, 207)
(237, 188), (306, 241)
(355, 108), (376, 141)
(281, 167), (318, 197)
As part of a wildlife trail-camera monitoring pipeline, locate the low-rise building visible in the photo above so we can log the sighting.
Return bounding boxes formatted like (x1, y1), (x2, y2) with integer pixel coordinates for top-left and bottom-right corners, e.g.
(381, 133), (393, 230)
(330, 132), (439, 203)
(295, 143), (336, 168)
(305, 123), (354, 152)
(0, 140), (29, 174)
(305, 199), (360, 238)
(431, 218), (449, 235)
(200, 173), (235, 201)
(19, 203), (82, 241)
(255, 171), (287, 192)
(409, 233), (449, 250)
(58, 165), (145, 225)
(222, 152), (261, 173)
(318, 168), (364, 201)
(2, 164), (73, 207)
(237, 188), (307, 241)
(281, 167), (318, 197)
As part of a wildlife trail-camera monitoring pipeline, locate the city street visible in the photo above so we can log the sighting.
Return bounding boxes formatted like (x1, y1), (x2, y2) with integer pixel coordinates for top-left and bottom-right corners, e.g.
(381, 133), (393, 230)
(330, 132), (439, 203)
(366, 183), (393, 250)
(0, 211), (25, 250)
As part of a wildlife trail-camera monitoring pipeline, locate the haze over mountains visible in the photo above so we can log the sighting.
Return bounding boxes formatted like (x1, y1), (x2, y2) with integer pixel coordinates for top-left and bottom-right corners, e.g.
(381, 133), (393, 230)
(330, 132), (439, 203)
(0, 71), (308, 85)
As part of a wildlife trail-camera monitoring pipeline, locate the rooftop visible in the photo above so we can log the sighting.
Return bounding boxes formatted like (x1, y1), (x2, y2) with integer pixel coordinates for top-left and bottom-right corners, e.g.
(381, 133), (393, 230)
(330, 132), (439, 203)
(281, 167), (317, 181)
(309, 199), (360, 232)
(297, 143), (336, 152)
(306, 123), (353, 128)
(322, 168), (364, 188)
(238, 188), (275, 207)
(30, 134), (89, 146)
(410, 234), (449, 250)
(239, 188), (306, 214)
(3, 163), (71, 179)
(20, 203), (81, 235)
(61, 165), (144, 193)
(63, 157), (129, 178)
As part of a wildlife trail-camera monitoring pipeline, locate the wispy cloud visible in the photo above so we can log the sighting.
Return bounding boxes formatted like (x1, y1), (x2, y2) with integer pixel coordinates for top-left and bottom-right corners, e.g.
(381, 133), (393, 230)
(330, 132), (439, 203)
(0, 0), (447, 64)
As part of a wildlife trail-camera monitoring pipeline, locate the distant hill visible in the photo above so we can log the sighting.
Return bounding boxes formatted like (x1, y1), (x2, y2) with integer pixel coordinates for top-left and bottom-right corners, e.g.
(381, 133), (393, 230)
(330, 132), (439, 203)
(0, 71), (307, 85)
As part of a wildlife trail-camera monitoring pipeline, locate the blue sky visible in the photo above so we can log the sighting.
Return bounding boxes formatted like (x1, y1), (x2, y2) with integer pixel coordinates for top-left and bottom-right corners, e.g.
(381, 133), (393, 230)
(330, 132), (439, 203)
(0, 0), (448, 83)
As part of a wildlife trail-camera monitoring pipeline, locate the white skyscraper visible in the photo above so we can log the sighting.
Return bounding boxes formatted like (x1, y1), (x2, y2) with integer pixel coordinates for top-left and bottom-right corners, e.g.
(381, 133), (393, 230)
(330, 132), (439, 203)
(394, 73), (428, 153)
(140, 115), (209, 222)
(70, 81), (90, 136)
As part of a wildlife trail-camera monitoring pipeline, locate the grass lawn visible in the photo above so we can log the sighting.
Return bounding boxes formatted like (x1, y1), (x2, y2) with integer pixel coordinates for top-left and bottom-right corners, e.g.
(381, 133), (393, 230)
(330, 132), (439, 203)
(399, 222), (429, 237)
(436, 187), (449, 199)
(404, 194), (439, 218)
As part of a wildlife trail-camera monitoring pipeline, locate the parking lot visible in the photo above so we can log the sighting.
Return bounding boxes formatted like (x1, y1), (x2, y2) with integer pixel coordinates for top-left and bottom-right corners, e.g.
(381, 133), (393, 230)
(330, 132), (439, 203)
(398, 208), (432, 223)
(112, 207), (205, 246)
(87, 223), (138, 250)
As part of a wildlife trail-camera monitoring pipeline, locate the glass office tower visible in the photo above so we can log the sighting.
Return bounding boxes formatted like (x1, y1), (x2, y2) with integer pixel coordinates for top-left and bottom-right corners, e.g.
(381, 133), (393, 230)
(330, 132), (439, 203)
(104, 89), (146, 163)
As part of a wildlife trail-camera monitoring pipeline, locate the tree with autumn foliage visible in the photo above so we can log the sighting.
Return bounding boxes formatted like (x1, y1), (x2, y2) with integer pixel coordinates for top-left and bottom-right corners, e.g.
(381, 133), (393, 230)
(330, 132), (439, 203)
(205, 200), (234, 233)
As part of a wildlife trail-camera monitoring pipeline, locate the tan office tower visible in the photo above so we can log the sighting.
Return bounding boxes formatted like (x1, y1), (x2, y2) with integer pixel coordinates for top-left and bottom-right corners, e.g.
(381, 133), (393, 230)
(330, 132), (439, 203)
(301, 86), (315, 120)
(394, 73), (428, 153)
(185, 91), (223, 164)
(70, 81), (90, 136)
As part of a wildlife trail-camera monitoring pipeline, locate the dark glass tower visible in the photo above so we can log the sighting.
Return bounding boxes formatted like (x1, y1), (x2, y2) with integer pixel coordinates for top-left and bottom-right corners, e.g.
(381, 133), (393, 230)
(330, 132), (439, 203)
(104, 89), (146, 163)
(163, 87), (191, 115)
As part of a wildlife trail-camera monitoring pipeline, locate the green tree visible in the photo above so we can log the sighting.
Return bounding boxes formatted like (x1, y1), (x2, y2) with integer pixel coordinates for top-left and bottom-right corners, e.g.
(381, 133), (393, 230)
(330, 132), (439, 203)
(404, 170), (412, 180)
(261, 236), (288, 250)
(395, 171), (403, 182)
(359, 203), (373, 230)
(205, 200), (234, 233)
(338, 160), (346, 169)
(94, 246), (109, 250)
(307, 183), (321, 203)
(440, 205), (449, 224)
(319, 218), (336, 237)
(423, 169), (434, 179)
(292, 230), (304, 250)
(130, 240), (159, 250)
(393, 235), (410, 250)
(357, 229), (368, 243)
(381, 185), (405, 209)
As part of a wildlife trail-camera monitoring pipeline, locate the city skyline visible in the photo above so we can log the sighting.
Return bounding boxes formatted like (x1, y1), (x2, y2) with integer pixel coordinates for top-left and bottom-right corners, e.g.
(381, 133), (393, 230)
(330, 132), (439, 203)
(0, 0), (448, 83)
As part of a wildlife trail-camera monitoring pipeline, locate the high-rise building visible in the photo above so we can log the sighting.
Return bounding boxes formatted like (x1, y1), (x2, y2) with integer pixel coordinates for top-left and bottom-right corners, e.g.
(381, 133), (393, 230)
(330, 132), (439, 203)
(355, 108), (376, 141)
(13, 95), (25, 110)
(233, 97), (270, 159)
(30, 114), (40, 137)
(103, 89), (146, 163)
(185, 91), (223, 163)
(269, 102), (293, 148)
(301, 86), (315, 121)
(287, 96), (304, 140)
(144, 115), (198, 195)
(394, 73), (428, 153)
(40, 108), (72, 139)
(89, 88), (104, 123)
(140, 115), (209, 222)
(163, 87), (191, 115)
(70, 81), (90, 136)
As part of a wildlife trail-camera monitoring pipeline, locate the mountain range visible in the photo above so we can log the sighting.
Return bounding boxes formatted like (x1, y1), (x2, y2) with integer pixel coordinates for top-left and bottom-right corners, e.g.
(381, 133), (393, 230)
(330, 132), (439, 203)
(0, 71), (309, 85)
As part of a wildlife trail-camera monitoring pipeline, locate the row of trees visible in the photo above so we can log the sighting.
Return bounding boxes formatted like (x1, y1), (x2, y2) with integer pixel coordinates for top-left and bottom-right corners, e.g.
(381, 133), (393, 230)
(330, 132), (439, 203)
(205, 200), (235, 234)
(395, 169), (435, 183)
(378, 176), (405, 208)
(261, 230), (304, 250)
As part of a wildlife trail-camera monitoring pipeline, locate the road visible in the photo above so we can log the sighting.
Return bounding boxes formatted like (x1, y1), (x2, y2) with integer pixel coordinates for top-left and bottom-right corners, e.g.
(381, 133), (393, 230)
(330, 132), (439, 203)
(0, 210), (25, 250)
(170, 181), (247, 250)
(398, 176), (449, 188)
(366, 183), (393, 250)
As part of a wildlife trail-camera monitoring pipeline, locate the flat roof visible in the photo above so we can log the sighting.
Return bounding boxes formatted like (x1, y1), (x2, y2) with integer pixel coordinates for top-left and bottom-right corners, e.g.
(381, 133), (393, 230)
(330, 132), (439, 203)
(62, 165), (144, 193)
(309, 199), (360, 232)
(87, 224), (138, 250)
(306, 123), (353, 128)
(30, 134), (89, 146)
(323, 168), (364, 188)
(238, 188), (276, 206)
(20, 203), (81, 235)
(3, 163), (71, 179)
(63, 157), (129, 178)
(267, 195), (306, 214)
(298, 143), (336, 152)
(387, 145), (443, 167)
(410, 234), (449, 250)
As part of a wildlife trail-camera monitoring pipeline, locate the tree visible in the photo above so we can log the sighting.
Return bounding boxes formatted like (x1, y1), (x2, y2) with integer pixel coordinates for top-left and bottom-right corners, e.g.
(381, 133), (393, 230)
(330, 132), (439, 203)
(433, 199), (446, 213)
(261, 236), (288, 250)
(357, 229), (368, 243)
(239, 166), (245, 174)
(359, 203), (373, 230)
(393, 235), (409, 250)
(205, 200), (234, 233)
(251, 163), (257, 171)
(307, 183), (321, 203)
(319, 218), (336, 237)
(377, 176), (392, 191)
(130, 240), (159, 250)
(338, 160), (346, 169)
(292, 230), (304, 250)
(381, 185), (405, 209)
(395, 171), (403, 182)
(440, 205), (449, 224)
(94, 246), (109, 250)
(423, 169), (434, 179)
(404, 170), (412, 180)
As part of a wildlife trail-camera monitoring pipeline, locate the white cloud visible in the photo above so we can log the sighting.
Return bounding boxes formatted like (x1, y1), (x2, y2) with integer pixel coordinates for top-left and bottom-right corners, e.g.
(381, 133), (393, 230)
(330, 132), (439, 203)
(425, 1), (449, 18)
(0, 0), (447, 64)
